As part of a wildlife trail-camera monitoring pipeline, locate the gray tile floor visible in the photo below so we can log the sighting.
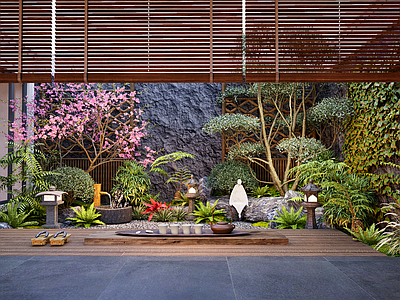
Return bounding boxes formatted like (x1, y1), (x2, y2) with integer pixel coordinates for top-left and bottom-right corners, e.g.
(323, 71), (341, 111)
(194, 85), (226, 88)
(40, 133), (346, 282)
(1, 256), (399, 300)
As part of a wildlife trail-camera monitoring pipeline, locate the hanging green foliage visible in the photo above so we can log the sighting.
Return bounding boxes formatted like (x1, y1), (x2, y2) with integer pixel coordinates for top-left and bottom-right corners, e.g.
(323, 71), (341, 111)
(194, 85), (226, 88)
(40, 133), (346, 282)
(343, 82), (400, 203)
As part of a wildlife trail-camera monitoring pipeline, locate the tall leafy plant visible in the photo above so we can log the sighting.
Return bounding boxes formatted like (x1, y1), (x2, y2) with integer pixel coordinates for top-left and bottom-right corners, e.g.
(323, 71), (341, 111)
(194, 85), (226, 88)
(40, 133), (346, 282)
(150, 151), (195, 199)
(111, 161), (151, 206)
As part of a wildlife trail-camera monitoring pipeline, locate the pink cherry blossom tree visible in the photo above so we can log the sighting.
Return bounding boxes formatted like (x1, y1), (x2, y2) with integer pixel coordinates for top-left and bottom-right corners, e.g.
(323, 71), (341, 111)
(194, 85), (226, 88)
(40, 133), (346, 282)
(7, 83), (155, 173)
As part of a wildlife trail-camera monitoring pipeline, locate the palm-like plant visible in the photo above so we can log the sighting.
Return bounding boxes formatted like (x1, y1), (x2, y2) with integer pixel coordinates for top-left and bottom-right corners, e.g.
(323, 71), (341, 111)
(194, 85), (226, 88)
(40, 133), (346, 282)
(0, 202), (39, 228)
(272, 206), (306, 229)
(67, 203), (106, 228)
(190, 200), (226, 224)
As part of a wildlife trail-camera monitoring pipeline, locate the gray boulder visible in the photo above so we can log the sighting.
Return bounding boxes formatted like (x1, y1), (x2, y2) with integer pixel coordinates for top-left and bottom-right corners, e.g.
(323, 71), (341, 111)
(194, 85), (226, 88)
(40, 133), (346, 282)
(58, 207), (78, 225)
(0, 222), (13, 229)
(243, 196), (289, 223)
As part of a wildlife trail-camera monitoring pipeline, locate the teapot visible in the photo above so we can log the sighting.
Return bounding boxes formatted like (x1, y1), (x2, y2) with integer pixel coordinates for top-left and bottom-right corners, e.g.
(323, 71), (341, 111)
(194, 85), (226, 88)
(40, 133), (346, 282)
(210, 203), (235, 234)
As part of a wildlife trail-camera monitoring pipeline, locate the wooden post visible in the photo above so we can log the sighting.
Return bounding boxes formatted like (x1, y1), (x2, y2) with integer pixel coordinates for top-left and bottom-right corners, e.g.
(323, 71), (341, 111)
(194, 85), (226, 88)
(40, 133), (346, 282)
(221, 83), (226, 162)
(94, 184), (101, 207)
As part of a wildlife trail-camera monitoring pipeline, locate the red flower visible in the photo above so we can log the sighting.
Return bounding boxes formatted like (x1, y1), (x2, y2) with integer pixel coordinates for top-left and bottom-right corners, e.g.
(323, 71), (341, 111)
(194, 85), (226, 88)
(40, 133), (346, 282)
(143, 198), (171, 221)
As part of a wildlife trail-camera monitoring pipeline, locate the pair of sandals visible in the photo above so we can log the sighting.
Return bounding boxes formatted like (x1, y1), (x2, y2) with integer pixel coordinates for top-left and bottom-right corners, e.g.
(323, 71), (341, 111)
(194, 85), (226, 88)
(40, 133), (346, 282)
(31, 231), (70, 246)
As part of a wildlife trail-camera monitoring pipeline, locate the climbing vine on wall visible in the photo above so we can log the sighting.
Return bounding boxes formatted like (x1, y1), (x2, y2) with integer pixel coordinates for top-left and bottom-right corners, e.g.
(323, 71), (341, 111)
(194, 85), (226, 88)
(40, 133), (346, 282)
(343, 82), (400, 203)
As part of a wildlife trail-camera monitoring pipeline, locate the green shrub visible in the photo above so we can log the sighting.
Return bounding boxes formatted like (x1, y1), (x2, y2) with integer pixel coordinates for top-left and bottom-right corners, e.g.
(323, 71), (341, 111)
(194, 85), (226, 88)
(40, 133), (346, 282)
(67, 203), (105, 228)
(208, 161), (258, 193)
(112, 161), (151, 206)
(46, 167), (95, 207)
(252, 221), (270, 228)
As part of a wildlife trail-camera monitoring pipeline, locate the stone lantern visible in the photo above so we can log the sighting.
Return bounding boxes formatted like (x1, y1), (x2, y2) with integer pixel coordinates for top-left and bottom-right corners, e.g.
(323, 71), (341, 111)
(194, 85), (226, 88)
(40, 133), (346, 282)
(36, 186), (66, 229)
(300, 180), (323, 229)
(184, 175), (199, 221)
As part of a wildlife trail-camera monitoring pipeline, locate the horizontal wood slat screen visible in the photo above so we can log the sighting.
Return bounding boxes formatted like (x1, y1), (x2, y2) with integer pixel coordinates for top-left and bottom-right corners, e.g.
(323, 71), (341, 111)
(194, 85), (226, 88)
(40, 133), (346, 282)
(1, 1), (399, 83)
(246, 0), (400, 83)
(61, 158), (291, 192)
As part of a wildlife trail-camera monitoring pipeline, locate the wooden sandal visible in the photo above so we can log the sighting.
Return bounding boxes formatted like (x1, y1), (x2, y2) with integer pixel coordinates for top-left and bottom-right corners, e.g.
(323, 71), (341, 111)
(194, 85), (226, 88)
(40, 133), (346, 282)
(50, 231), (71, 246)
(31, 231), (53, 246)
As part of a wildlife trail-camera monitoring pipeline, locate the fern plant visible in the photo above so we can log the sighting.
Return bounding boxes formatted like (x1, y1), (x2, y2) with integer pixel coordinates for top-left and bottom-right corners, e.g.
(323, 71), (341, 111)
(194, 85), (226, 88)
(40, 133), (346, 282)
(345, 224), (385, 246)
(150, 151), (195, 198)
(0, 143), (53, 215)
(190, 200), (226, 224)
(249, 185), (280, 198)
(272, 206), (306, 229)
(0, 202), (39, 228)
(67, 203), (106, 228)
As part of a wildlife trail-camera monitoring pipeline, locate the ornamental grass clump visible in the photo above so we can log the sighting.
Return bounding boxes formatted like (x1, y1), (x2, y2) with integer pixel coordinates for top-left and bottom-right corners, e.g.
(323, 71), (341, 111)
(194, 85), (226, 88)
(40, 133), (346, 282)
(376, 206), (400, 256)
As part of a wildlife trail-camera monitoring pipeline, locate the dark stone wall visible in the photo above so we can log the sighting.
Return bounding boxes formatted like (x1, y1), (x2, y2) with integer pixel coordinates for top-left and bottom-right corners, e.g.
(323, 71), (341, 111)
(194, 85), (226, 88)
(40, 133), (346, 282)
(134, 83), (223, 201)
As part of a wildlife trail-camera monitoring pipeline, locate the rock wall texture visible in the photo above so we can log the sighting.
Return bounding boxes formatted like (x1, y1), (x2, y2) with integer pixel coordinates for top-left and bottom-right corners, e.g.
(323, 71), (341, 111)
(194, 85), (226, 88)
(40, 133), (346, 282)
(134, 83), (223, 201)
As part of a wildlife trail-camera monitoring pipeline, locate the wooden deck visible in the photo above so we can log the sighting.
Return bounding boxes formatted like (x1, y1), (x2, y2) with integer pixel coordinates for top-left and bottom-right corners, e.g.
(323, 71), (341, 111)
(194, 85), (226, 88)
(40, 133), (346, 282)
(0, 229), (386, 257)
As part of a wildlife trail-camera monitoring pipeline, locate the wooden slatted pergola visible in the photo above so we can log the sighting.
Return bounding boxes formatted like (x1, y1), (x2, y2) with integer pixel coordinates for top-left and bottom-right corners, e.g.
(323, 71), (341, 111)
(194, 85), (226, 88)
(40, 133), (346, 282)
(0, 0), (399, 83)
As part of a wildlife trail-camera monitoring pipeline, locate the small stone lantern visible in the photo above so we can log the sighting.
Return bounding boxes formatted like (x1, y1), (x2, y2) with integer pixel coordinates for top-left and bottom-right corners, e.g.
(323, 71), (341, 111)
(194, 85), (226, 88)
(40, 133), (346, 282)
(184, 175), (199, 221)
(300, 180), (323, 229)
(36, 186), (66, 229)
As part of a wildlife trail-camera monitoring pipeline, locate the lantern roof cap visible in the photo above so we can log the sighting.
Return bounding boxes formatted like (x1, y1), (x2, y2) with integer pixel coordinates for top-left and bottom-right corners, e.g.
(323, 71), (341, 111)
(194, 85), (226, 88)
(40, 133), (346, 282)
(300, 179), (322, 192)
(35, 186), (66, 197)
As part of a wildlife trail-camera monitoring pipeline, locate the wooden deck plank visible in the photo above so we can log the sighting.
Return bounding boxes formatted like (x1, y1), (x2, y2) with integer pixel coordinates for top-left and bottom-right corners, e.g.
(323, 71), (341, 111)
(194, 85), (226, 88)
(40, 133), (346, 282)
(0, 229), (386, 257)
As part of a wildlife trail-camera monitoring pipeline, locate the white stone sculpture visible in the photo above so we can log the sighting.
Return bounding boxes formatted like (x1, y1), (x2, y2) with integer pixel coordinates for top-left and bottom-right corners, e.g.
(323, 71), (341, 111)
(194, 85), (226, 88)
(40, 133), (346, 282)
(229, 179), (248, 219)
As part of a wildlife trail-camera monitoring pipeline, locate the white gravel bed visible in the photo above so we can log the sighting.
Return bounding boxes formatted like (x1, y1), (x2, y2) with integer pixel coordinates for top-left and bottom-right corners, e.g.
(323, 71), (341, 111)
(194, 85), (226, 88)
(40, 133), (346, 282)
(61, 220), (270, 230)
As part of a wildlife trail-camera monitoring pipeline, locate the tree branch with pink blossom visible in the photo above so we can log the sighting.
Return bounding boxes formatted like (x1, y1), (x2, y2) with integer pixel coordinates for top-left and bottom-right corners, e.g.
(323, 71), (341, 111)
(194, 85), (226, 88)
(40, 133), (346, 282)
(7, 83), (155, 173)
